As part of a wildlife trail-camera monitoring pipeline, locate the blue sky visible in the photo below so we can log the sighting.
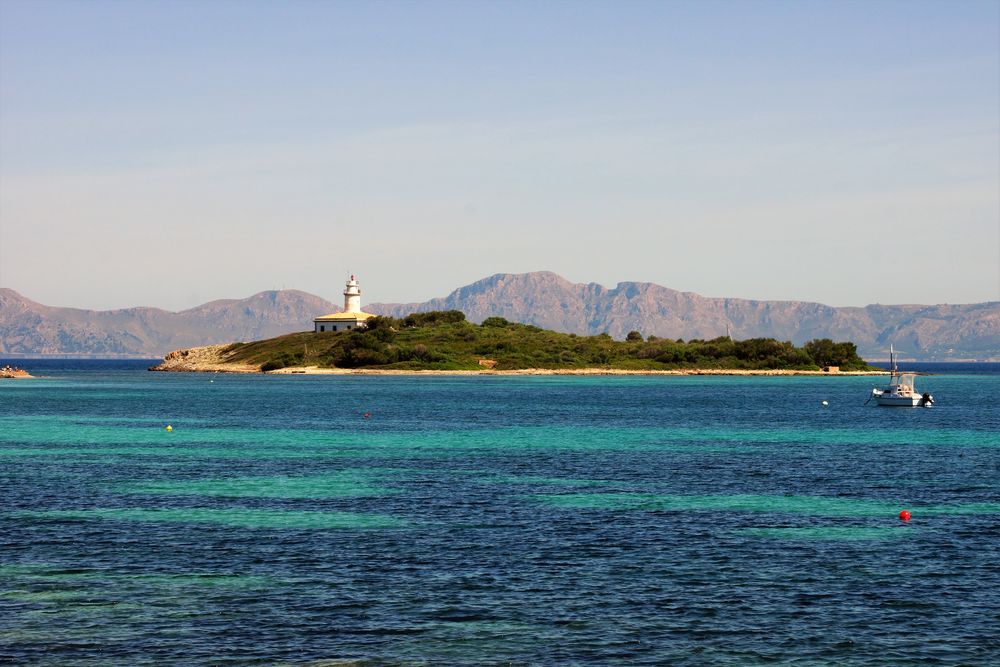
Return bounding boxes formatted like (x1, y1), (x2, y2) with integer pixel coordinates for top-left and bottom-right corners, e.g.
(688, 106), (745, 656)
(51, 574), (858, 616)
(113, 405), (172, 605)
(1, 0), (997, 310)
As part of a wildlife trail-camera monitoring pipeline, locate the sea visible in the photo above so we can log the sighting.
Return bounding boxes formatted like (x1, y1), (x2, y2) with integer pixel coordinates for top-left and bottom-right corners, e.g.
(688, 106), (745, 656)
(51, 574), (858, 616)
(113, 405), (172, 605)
(2, 360), (999, 666)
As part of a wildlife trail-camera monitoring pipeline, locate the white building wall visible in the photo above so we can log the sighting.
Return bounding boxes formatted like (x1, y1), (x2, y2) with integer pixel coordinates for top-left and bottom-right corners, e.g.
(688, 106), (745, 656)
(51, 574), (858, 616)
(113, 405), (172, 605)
(315, 318), (361, 333)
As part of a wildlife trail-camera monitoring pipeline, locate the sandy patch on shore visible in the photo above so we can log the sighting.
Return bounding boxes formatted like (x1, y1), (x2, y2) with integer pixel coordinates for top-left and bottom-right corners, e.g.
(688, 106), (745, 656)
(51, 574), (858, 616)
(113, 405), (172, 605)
(266, 367), (886, 377)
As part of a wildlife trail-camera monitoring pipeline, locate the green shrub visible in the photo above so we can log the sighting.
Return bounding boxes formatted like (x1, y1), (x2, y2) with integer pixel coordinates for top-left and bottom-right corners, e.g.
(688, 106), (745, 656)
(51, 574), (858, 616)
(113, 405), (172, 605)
(402, 310), (466, 327)
(339, 348), (390, 367)
(260, 350), (302, 371)
(804, 338), (867, 369)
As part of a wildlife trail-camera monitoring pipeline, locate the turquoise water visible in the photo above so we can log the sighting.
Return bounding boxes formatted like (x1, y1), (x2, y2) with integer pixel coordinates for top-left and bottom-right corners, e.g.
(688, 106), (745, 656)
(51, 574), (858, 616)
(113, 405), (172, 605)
(2, 361), (999, 665)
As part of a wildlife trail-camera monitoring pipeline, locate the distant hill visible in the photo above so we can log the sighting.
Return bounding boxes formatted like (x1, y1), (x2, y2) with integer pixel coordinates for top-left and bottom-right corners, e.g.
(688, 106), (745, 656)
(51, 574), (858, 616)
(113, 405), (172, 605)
(0, 288), (338, 357)
(2, 273), (998, 359)
(367, 272), (1000, 361)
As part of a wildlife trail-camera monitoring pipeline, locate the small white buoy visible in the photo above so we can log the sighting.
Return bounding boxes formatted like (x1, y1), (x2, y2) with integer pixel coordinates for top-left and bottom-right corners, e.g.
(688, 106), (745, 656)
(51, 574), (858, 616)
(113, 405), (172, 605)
(821, 401), (829, 407)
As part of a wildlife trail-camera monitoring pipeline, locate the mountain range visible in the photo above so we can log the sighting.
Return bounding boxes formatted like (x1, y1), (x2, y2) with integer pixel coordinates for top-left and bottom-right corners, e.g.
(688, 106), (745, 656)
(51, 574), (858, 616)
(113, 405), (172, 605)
(2, 272), (998, 359)
(0, 288), (338, 358)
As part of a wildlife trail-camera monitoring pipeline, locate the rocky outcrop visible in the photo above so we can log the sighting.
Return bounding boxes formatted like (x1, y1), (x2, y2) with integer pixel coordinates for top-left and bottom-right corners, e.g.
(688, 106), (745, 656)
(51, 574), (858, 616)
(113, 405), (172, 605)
(151, 345), (260, 373)
(0, 364), (32, 378)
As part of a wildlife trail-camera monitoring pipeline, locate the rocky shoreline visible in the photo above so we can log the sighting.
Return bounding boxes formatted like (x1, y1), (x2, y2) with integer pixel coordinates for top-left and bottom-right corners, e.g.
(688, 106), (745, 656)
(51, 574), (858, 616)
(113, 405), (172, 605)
(150, 345), (888, 377)
(151, 345), (260, 373)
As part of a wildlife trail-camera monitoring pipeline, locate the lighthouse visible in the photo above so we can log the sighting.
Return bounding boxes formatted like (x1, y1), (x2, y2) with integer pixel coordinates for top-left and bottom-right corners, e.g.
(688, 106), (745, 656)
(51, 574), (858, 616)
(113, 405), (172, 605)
(313, 274), (375, 333)
(343, 274), (361, 313)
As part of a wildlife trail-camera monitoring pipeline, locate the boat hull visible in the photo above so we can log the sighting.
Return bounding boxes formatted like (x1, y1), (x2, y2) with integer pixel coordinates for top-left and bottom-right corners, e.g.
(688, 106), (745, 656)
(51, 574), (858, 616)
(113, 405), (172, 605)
(875, 394), (921, 407)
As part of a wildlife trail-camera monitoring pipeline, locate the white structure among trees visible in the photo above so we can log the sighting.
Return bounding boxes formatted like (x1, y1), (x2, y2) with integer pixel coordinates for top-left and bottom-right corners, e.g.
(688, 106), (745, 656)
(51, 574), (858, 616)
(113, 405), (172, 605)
(313, 275), (375, 333)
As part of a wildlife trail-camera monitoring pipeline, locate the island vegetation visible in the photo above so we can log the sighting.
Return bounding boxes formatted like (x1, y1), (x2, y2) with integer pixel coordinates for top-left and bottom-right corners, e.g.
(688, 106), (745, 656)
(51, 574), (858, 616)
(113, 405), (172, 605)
(200, 311), (874, 373)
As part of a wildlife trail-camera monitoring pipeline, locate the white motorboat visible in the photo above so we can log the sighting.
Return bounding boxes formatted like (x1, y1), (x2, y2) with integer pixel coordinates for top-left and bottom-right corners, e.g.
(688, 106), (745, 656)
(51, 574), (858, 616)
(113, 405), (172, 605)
(868, 345), (933, 407)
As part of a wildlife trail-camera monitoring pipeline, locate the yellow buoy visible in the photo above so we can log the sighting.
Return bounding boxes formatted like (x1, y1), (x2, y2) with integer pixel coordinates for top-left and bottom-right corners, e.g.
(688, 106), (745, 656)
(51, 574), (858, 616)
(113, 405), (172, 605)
(165, 425), (173, 431)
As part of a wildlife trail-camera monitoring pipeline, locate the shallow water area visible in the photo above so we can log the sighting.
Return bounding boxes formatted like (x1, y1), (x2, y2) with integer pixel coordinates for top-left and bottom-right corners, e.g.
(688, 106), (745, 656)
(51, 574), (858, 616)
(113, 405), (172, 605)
(2, 359), (999, 665)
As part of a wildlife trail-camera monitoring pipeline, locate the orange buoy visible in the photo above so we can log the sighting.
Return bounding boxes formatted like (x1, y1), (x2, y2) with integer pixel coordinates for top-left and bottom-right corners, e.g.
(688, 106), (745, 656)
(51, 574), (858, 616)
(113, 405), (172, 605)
(899, 510), (911, 522)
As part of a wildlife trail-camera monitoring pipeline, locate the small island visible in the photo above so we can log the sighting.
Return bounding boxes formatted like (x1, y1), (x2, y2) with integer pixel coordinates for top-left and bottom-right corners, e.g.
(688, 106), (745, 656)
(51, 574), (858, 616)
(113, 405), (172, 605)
(151, 310), (881, 376)
(1, 364), (33, 379)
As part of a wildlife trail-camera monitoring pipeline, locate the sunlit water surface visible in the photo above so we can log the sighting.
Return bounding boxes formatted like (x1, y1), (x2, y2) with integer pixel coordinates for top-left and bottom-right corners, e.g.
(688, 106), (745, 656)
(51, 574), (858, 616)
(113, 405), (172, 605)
(2, 360), (999, 665)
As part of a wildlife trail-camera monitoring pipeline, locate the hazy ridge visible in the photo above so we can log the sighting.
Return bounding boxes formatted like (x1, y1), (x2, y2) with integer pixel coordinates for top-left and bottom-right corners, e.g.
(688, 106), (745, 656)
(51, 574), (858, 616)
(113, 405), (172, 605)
(0, 288), (338, 358)
(2, 273), (997, 359)
(369, 272), (1000, 360)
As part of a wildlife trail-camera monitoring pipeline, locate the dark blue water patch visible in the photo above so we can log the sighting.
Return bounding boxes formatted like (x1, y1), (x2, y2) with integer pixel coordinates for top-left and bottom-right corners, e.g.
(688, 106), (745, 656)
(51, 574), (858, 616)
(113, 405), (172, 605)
(0, 358), (161, 372)
(867, 361), (1000, 375)
(1, 364), (998, 665)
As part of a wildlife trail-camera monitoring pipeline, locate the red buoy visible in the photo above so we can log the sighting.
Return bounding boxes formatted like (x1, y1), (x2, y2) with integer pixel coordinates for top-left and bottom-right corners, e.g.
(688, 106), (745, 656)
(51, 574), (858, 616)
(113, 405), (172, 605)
(363, 412), (371, 419)
(899, 510), (911, 522)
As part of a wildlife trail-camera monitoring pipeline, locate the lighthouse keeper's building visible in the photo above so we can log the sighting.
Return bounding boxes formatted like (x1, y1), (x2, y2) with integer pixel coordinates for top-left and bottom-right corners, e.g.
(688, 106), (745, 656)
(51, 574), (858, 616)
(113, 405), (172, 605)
(313, 275), (375, 333)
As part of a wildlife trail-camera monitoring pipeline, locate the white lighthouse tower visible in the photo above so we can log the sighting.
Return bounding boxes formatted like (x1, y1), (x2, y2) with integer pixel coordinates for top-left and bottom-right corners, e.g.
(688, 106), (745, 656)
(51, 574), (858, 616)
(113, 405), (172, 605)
(313, 274), (374, 333)
(343, 274), (362, 313)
